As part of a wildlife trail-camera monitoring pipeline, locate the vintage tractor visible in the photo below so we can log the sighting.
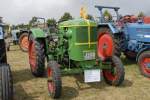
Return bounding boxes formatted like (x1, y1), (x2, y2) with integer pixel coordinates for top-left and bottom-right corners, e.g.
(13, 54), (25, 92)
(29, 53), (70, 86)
(95, 6), (124, 57)
(7, 29), (29, 52)
(120, 19), (150, 78)
(28, 17), (125, 99)
(0, 21), (13, 100)
(95, 6), (150, 78)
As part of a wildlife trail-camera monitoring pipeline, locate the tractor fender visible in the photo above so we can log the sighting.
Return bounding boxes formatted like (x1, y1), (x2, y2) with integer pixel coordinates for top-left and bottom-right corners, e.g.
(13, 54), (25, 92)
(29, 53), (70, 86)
(97, 23), (119, 34)
(30, 28), (46, 39)
(19, 30), (29, 38)
(136, 47), (150, 62)
(20, 30), (28, 35)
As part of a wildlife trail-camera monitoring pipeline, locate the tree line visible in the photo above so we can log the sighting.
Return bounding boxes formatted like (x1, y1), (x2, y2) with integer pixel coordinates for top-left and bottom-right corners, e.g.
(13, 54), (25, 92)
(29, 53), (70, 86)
(12, 11), (145, 30)
(12, 12), (94, 29)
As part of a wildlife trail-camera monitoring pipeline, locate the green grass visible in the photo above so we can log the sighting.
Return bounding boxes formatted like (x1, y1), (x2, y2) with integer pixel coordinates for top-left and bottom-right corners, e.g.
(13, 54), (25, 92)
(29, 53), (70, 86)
(7, 46), (150, 100)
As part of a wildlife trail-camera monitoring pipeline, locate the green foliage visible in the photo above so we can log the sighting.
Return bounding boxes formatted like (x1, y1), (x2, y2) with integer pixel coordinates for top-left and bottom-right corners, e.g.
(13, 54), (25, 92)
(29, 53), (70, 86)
(103, 10), (112, 20)
(138, 12), (145, 17)
(29, 17), (37, 26)
(47, 18), (57, 27)
(59, 12), (73, 22)
(87, 14), (94, 20)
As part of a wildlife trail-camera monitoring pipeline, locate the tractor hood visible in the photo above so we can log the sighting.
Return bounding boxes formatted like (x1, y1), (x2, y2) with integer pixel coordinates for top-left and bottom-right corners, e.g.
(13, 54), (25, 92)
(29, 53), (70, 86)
(59, 18), (96, 28)
(125, 23), (150, 42)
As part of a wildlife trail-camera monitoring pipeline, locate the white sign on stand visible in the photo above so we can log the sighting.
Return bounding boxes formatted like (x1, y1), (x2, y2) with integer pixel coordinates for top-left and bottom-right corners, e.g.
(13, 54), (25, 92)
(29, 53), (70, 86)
(84, 69), (101, 83)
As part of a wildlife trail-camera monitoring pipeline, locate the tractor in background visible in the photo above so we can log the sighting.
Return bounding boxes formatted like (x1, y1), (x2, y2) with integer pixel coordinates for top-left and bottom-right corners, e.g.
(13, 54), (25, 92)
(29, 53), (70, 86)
(7, 28), (29, 52)
(27, 15), (125, 98)
(120, 18), (150, 78)
(0, 19), (13, 100)
(95, 5), (150, 78)
(95, 6), (124, 57)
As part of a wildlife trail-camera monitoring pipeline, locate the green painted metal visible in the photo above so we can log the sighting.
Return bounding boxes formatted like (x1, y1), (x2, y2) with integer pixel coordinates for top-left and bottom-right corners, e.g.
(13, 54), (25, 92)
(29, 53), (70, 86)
(61, 68), (83, 75)
(59, 18), (97, 61)
(60, 60), (112, 75)
(59, 18), (96, 28)
(30, 28), (46, 38)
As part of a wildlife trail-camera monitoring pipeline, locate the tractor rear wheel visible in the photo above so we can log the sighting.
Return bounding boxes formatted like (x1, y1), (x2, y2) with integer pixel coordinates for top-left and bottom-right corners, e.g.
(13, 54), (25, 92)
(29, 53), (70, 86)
(97, 33), (114, 61)
(47, 61), (62, 99)
(0, 64), (13, 100)
(98, 27), (121, 57)
(28, 34), (45, 77)
(19, 32), (29, 52)
(138, 51), (150, 78)
(103, 56), (125, 86)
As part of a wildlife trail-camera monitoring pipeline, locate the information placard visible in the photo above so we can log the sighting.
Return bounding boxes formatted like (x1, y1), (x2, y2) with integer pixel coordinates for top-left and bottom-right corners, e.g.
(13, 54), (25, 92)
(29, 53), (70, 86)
(84, 69), (101, 83)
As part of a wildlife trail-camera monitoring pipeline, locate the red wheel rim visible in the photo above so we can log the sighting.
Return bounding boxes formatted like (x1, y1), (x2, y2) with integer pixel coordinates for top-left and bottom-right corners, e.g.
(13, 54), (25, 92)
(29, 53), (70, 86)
(20, 35), (29, 50)
(29, 41), (36, 71)
(140, 57), (150, 74)
(98, 33), (114, 60)
(47, 67), (55, 94)
(103, 63), (117, 81)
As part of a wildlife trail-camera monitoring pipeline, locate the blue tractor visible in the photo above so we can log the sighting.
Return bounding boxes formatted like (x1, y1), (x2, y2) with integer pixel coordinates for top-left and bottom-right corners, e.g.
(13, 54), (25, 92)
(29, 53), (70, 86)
(95, 6), (123, 60)
(7, 29), (29, 52)
(95, 5), (150, 78)
(95, 6), (126, 84)
(122, 21), (150, 78)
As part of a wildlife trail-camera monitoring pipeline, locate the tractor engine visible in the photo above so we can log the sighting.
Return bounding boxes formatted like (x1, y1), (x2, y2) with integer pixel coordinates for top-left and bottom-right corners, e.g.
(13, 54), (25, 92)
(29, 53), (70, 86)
(47, 33), (59, 53)
(127, 40), (139, 51)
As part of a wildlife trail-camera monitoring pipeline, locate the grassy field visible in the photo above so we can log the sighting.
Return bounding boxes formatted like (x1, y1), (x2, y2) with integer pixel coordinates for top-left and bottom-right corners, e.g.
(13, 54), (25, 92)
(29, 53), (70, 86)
(7, 45), (150, 100)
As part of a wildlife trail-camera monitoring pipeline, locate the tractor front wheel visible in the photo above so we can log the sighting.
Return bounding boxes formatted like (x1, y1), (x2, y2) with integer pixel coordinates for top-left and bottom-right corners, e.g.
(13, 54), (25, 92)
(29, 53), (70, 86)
(103, 56), (125, 86)
(138, 51), (150, 78)
(28, 34), (45, 77)
(19, 32), (29, 52)
(47, 61), (62, 99)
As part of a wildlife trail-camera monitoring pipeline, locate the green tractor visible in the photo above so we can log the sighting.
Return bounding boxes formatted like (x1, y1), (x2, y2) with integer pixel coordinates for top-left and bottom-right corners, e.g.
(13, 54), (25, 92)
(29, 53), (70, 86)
(28, 18), (125, 98)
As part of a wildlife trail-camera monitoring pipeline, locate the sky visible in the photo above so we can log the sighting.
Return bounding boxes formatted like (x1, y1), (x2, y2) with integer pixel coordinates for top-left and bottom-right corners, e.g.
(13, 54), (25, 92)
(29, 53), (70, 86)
(0, 0), (150, 25)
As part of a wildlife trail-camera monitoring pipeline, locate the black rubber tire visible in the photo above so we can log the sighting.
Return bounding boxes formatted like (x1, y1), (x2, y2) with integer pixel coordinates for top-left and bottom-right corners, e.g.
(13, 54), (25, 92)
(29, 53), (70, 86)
(98, 27), (121, 57)
(47, 61), (62, 99)
(103, 56), (125, 86)
(19, 32), (29, 52)
(29, 34), (45, 77)
(0, 40), (7, 63)
(138, 51), (150, 78)
(0, 64), (13, 100)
